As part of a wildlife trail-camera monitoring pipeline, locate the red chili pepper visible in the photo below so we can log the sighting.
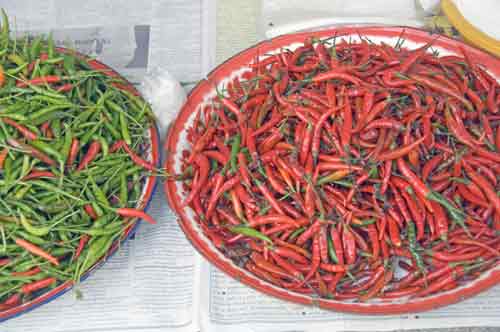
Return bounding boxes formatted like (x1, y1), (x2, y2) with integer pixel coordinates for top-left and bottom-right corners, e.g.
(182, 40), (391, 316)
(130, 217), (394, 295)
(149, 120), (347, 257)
(444, 107), (480, 148)
(363, 118), (404, 132)
(348, 265), (385, 293)
(318, 226), (330, 264)
(340, 92), (352, 148)
(229, 190), (244, 220)
(330, 226), (345, 265)
(463, 161), (500, 216)
(15, 238), (59, 266)
(353, 99), (389, 132)
(302, 234), (321, 283)
(189, 126), (216, 162)
(422, 155), (443, 180)
(17, 75), (62, 88)
(457, 184), (489, 208)
(57, 83), (73, 92)
(377, 136), (426, 161)
(304, 182), (315, 218)
(392, 185), (412, 223)
(382, 286), (421, 299)
(415, 266), (466, 298)
(115, 208), (156, 225)
(366, 224), (380, 261)
(450, 238), (500, 256)
(410, 74), (473, 111)
(387, 207), (404, 229)
(270, 252), (303, 280)
(250, 252), (288, 278)
(254, 178), (285, 215)
(400, 41), (435, 73)
(67, 138), (80, 167)
(431, 201), (448, 240)
(487, 84), (498, 113)
(23, 169), (56, 180)
(248, 214), (300, 228)
(73, 235), (90, 261)
(400, 189), (424, 240)
(237, 152), (252, 187)
(122, 143), (156, 171)
(429, 250), (483, 262)
(21, 277), (57, 294)
(342, 225), (357, 265)
(311, 71), (362, 85)
(11, 266), (41, 277)
(296, 220), (322, 246)
(4, 142), (54, 170)
(387, 215), (401, 247)
(311, 107), (338, 163)
(76, 140), (101, 171)
(83, 204), (98, 220)
(41, 122), (55, 138)
(246, 261), (282, 286)
(109, 140), (125, 153)
(379, 160), (392, 195)
(273, 246), (309, 264)
(3, 118), (37, 140)
(380, 235), (390, 264)
(296, 122), (312, 166)
(2, 293), (21, 307)
(183, 153), (209, 206)
(0, 147), (8, 169)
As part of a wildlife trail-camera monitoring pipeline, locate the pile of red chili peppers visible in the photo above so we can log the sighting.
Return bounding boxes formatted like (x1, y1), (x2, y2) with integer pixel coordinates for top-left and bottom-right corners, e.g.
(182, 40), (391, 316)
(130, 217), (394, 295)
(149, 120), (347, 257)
(0, 11), (158, 311)
(182, 35), (500, 301)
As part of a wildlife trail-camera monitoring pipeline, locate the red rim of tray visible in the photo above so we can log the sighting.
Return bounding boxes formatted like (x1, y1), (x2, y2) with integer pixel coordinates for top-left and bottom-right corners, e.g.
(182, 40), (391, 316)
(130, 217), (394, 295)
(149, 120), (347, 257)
(163, 26), (500, 314)
(0, 48), (160, 322)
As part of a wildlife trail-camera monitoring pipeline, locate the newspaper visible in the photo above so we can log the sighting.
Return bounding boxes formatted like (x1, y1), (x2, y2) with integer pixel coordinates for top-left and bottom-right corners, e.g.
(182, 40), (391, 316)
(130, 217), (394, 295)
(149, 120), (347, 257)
(3, 1), (500, 331)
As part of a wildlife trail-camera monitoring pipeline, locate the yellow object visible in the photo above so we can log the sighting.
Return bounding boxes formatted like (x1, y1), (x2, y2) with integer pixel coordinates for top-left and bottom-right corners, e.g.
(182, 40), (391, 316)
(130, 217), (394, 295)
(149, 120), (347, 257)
(441, 0), (500, 57)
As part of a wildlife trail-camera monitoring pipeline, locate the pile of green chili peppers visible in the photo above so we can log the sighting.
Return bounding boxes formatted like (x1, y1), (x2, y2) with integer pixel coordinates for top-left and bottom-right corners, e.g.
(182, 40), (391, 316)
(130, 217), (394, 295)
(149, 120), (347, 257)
(0, 10), (158, 308)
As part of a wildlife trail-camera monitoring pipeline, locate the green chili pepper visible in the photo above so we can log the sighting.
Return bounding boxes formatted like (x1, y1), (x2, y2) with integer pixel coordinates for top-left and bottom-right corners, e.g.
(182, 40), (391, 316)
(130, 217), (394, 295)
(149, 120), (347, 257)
(352, 219), (376, 227)
(29, 140), (64, 162)
(7, 53), (26, 67)
(14, 183), (31, 200)
(17, 230), (46, 245)
(79, 120), (102, 147)
(58, 230), (69, 242)
(229, 133), (241, 174)
(30, 180), (83, 202)
(1, 9), (9, 49)
(30, 35), (43, 60)
(289, 227), (306, 241)
(119, 173), (128, 206)
(229, 226), (272, 244)
(28, 104), (73, 121)
(408, 221), (426, 277)
(47, 32), (55, 59)
(89, 176), (110, 207)
(327, 232), (339, 264)
(119, 112), (131, 145)
(77, 234), (114, 279)
(19, 213), (51, 237)
(96, 136), (109, 157)
(51, 247), (73, 257)
(103, 121), (121, 140)
(63, 54), (76, 74)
